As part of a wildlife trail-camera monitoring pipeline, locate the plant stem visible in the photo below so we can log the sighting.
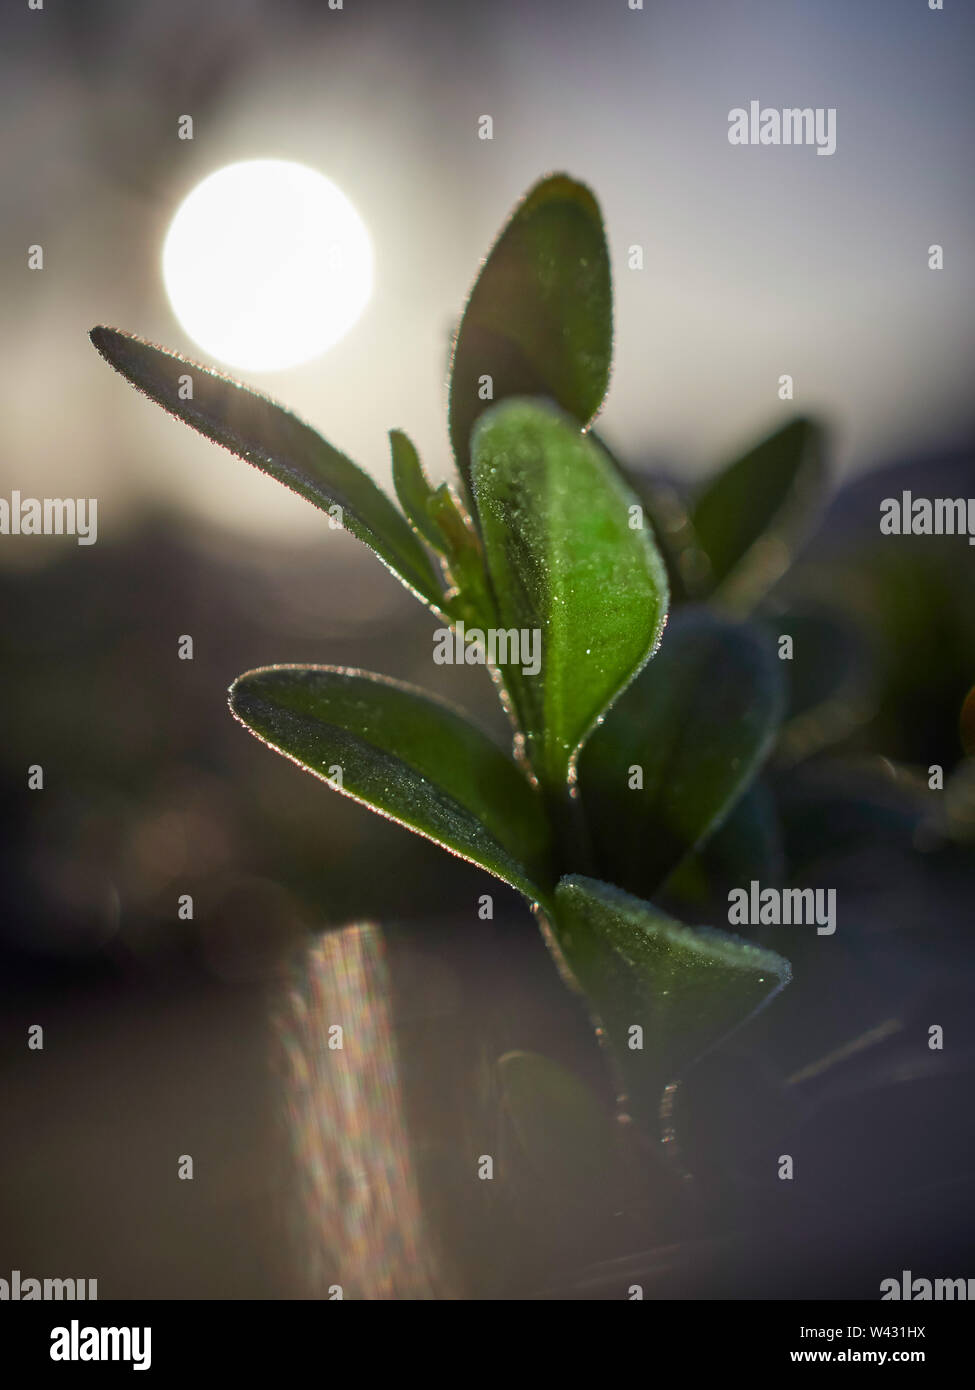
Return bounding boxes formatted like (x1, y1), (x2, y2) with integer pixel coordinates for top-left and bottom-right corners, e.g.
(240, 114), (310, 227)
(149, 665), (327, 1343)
(543, 778), (596, 879)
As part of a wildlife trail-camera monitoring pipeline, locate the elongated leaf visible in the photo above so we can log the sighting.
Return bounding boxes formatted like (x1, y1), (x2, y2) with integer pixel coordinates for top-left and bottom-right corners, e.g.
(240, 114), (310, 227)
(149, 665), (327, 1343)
(90, 327), (443, 608)
(544, 876), (791, 1123)
(578, 607), (783, 897)
(425, 484), (497, 630)
(229, 665), (554, 900)
(472, 398), (668, 793)
(690, 418), (825, 605)
(449, 174), (612, 510)
(389, 428), (443, 552)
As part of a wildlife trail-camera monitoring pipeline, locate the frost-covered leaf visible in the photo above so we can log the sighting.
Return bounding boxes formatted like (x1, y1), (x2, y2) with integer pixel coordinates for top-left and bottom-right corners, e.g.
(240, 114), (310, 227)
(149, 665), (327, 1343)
(229, 665), (554, 900)
(544, 876), (791, 1124)
(449, 174), (612, 512)
(472, 398), (668, 793)
(90, 327), (443, 609)
(389, 428), (444, 553)
(579, 607), (783, 896)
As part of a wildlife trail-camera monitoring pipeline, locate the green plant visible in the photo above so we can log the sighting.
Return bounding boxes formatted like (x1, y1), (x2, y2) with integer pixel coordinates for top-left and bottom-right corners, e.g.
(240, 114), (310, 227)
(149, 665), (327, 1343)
(90, 173), (813, 1136)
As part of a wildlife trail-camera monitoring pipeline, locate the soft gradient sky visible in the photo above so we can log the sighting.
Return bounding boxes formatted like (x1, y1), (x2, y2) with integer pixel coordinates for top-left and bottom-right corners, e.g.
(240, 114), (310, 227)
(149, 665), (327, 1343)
(2, 0), (972, 543)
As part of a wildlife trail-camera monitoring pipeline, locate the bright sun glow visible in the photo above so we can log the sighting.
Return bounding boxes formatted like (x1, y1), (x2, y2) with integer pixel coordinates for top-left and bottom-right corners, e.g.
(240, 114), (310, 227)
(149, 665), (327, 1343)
(162, 159), (373, 372)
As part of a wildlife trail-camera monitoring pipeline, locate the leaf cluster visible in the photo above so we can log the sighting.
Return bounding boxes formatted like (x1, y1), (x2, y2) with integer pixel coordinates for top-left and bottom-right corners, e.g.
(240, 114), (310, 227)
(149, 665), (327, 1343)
(90, 174), (823, 1124)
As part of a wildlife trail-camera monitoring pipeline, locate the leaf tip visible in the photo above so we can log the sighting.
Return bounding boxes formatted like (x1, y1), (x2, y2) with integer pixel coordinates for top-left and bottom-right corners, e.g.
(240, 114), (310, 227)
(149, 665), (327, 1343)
(88, 324), (117, 358)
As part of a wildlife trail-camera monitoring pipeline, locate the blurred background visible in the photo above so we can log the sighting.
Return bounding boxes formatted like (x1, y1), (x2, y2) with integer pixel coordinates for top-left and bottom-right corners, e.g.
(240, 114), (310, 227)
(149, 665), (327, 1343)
(1, 0), (974, 1298)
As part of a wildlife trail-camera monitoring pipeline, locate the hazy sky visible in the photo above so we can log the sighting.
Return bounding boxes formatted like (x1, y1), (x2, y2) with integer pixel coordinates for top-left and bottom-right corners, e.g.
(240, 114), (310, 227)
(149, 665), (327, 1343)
(2, 0), (972, 541)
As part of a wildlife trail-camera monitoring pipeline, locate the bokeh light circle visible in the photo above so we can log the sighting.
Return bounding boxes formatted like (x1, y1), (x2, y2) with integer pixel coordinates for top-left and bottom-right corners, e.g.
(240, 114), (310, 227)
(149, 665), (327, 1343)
(162, 159), (373, 372)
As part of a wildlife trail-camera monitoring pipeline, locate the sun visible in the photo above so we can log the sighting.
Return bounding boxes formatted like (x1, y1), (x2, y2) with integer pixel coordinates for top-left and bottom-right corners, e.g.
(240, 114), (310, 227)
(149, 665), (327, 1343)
(161, 159), (373, 373)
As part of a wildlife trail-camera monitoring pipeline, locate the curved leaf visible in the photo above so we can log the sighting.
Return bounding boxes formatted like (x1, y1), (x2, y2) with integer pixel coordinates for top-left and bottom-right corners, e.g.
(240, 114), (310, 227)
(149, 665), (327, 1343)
(544, 875), (791, 1124)
(661, 780), (785, 913)
(769, 606), (876, 766)
(228, 665), (554, 900)
(692, 778), (784, 894)
(472, 398), (669, 793)
(422, 483), (498, 630)
(578, 607), (784, 896)
(90, 327), (443, 609)
(690, 418), (826, 606)
(389, 428), (444, 553)
(448, 174), (612, 511)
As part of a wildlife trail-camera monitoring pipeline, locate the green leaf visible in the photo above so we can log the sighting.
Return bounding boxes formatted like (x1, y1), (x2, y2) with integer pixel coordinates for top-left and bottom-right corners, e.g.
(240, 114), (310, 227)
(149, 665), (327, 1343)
(497, 1050), (619, 1210)
(425, 484), (497, 630)
(448, 174), (612, 512)
(472, 398), (669, 794)
(228, 665), (554, 901)
(90, 327), (443, 609)
(544, 875), (791, 1123)
(662, 781), (784, 913)
(578, 607), (784, 897)
(770, 607), (875, 766)
(690, 418), (826, 607)
(389, 428), (444, 553)
(632, 476), (704, 605)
